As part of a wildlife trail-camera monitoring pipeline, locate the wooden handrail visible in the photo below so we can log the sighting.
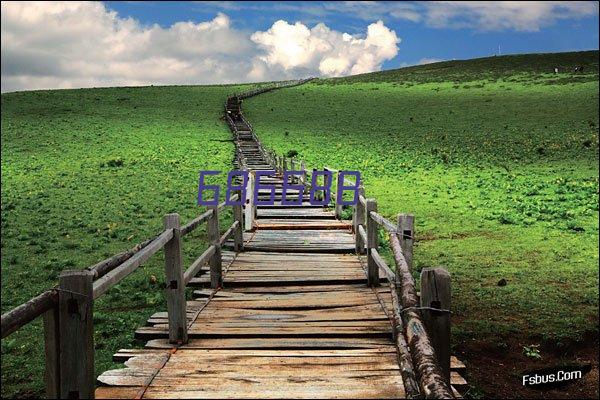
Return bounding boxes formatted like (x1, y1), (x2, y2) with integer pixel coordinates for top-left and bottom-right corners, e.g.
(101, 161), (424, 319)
(86, 236), (156, 280)
(183, 245), (217, 285)
(92, 228), (174, 299)
(369, 210), (398, 234)
(369, 248), (396, 282)
(181, 209), (213, 236)
(389, 232), (454, 398)
(1, 290), (58, 339)
(219, 221), (239, 246)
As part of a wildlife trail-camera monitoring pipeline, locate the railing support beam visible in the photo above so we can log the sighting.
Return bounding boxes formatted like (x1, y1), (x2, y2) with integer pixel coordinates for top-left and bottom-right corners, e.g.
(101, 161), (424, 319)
(420, 267), (452, 385)
(366, 198), (379, 286)
(58, 270), (95, 399)
(163, 213), (188, 344)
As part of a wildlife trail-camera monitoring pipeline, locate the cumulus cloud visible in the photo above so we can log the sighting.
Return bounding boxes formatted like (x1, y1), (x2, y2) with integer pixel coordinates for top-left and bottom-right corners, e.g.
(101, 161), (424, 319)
(1, 1), (400, 92)
(250, 20), (399, 77)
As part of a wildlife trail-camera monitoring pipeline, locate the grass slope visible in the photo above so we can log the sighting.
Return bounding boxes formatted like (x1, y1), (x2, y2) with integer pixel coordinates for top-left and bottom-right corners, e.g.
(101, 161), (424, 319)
(1, 51), (598, 398)
(0, 84), (256, 397)
(243, 52), (599, 347)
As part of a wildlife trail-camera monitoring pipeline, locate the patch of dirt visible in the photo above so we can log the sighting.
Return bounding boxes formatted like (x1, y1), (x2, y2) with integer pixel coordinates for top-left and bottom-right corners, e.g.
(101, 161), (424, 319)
(455, 333), (599, 399)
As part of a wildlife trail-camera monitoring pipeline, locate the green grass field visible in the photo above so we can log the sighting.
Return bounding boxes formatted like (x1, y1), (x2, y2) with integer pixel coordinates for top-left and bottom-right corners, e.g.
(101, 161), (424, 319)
(243, 51), (599, 349)
(1, 51), (599, 398)
(0, 84), (262, 397)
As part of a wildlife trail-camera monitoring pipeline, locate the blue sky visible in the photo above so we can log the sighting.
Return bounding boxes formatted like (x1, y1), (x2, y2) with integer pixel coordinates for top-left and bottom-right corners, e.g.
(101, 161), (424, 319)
(1, 1), (598, 92)
(104, 1), (599, 69)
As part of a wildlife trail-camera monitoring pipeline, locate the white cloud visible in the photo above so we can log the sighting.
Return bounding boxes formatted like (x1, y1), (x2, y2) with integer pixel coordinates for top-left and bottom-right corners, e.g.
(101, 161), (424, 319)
(197, 1), (598, 31)
(424, 1), (599, 31)
(1, 1), (401, 92)
(251, 20), (399, 77)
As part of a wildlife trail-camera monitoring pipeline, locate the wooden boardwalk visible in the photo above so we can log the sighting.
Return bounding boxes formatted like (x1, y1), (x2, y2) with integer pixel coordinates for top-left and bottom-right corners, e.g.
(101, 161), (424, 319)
(95, 91), (408, 399)
(94, 84), (463, 399)
(0, 80), (465, 399)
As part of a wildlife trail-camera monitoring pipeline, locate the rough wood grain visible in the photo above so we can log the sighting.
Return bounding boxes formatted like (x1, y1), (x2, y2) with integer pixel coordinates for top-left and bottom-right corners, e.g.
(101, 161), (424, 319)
(163, 213), (188, 344)
(58, 270), (95, 399)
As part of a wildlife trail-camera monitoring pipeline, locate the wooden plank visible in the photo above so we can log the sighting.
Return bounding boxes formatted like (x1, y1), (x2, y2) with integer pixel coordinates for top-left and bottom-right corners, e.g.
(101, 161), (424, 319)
(257, 208), (336, 219)
(145, 337), (393, 350)
(241, 230), (354, 253)
(254, 220), (352, 230)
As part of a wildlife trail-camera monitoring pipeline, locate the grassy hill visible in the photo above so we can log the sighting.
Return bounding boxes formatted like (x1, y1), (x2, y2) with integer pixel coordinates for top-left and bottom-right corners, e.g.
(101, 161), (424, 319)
(330, 50), (599, 84)
(1, 51), (599, 398)
(244, 51), (599, 397)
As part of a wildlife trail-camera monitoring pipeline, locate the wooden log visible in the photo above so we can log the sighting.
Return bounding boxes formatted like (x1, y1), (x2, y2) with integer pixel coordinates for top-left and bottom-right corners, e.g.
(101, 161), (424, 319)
(163, 214), (188, 344)
(92, 229), (173, 299)
(388, 280), (420, 398)
(86, 237), (154, 280)
(58, 270), (94, 399)
(43, 306), (60, 398)
(181, 209), (213, 236)
(369, 211), (398, 234)
(233, 190), (244, 252)
(390, 233), (454, 398)
(366, 199), (379, 287)
(390, 234), (418, 308)
(244, 171), (255, 232)
(354, 186), (365, 254)
(403, 307), (454, 399)
(397, 214), (414, 270)
(208, 206), (222, 289)
(420, 267), (451, 385)
(1, 290), (57, 339)
(183, 245), (217, 285)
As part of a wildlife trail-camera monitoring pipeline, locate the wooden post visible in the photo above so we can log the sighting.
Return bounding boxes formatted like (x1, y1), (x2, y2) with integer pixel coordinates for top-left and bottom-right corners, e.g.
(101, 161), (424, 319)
(354, 186), (365, 254)
(366, 199), (379, 286)
(208, 206), (222, 289)
(245, 171), (255, 232)
(420, 267), (451, 385)
(397, 214), (414, 270)
(58, 270), (94, 399)
(233, 190), (244, 252)
(300, 161), (306, 187)
(163, 213), (188, 344)
(43, 307), (60, 399)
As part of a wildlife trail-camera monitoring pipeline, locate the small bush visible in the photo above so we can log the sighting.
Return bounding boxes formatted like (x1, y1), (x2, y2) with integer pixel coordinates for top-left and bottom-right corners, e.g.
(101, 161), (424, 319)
(106, 158), (124, 167)
(286, 149), (299, 158)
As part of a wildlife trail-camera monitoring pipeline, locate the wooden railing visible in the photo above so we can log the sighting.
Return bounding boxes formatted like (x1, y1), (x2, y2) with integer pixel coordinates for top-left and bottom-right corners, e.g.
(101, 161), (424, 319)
(355, 193), (454, 398)
(1, 195), (244, 398)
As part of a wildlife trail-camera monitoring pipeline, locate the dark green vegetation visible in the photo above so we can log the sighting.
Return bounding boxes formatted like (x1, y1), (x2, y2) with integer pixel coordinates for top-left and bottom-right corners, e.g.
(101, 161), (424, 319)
(1, 51), (598, 398)
(0, 84), (260, 397)
(244, 51), (599, 348)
